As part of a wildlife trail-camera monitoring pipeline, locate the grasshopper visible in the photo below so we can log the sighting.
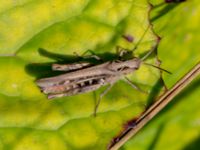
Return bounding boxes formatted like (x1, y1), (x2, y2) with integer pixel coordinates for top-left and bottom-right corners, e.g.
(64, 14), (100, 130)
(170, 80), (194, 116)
(36, 27), (169, 116)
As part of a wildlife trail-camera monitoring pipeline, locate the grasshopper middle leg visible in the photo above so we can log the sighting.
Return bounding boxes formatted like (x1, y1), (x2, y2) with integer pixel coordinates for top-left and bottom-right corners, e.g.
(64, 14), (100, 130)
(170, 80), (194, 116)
(94, 84), (114, 116)
(74, 49), (102, 61)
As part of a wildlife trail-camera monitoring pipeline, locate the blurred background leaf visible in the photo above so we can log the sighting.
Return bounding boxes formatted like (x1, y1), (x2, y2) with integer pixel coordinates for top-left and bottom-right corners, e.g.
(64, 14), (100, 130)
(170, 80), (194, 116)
(0, 0), (162, 150)
(122, 0), (200, 150)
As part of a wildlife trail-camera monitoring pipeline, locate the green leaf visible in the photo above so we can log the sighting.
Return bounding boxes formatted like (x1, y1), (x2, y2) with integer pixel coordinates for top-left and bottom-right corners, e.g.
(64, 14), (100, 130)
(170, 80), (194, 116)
(122, 0), (200, 150)
(0, 0), (159, 149)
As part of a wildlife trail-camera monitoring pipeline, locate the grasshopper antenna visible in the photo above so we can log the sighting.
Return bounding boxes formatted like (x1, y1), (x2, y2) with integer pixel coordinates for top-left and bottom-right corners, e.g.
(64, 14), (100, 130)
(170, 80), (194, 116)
(143, 62), (171, 74)
(131, 25), (151, 53)
(117, 25), (151, 59)
(141, 46), (157, 61)
(140, 45), (171, 74)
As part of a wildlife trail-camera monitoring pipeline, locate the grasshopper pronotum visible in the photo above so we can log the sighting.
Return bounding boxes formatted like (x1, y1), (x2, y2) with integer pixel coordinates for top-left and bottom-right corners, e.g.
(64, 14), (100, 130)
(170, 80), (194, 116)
(36, 26), (169, 116)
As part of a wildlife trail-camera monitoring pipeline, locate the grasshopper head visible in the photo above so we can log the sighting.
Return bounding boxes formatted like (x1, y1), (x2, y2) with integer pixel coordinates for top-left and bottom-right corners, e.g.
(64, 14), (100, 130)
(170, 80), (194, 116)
(127, 57), (142, 69)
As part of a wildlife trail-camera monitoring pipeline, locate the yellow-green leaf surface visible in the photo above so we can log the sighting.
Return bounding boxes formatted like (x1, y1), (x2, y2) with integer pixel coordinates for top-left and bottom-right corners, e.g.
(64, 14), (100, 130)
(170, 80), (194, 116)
(122, 0), (200, 150)
(0, 0), (160, 149)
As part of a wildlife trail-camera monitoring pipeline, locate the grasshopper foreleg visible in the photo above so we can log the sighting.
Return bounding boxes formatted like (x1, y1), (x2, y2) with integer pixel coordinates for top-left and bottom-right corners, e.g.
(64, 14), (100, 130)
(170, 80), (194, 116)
(123, 77), (148, 94)
(116, 46), (129, 57)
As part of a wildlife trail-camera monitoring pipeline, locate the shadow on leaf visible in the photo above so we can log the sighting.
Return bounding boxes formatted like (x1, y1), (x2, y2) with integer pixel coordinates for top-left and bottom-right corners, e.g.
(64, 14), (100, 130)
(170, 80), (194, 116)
(25, 48), (121, 79)
(183, 135), (200, 150)
(151, 1), (186, 22)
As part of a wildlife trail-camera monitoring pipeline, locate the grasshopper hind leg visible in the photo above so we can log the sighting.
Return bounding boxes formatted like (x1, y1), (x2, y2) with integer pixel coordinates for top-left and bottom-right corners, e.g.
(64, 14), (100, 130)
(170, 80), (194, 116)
(52, 62), (92, 71)
(52, 50), (103, 72)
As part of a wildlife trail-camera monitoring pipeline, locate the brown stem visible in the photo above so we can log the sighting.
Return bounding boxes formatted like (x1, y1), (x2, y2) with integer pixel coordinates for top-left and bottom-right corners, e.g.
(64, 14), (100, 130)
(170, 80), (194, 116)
(109, 61), (200, 150)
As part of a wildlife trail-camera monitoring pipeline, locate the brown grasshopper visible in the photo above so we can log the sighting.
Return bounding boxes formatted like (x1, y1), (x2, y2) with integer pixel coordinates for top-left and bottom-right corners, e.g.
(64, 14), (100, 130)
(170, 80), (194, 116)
(36, 29), (170, 116)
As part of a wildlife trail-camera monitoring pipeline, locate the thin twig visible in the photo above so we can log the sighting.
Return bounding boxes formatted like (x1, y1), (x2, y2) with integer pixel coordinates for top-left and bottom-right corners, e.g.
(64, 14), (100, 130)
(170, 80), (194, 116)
(109, 61), (200, 150)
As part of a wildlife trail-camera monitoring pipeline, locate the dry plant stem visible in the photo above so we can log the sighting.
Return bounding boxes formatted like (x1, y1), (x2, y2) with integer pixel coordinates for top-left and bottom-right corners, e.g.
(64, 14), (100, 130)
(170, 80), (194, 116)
(109, 62), (200, 150)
